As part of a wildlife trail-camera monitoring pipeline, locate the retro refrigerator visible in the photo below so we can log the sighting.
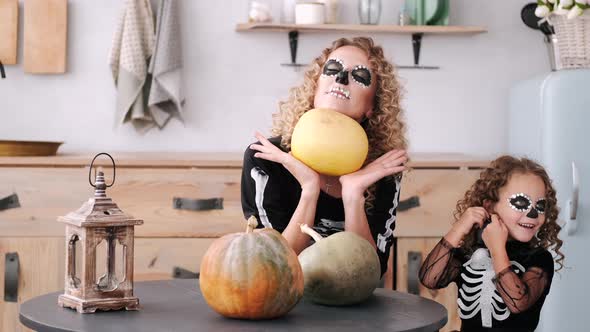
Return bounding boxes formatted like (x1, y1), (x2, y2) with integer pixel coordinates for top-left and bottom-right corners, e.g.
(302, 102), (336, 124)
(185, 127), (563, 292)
(508, 69), (589, 331)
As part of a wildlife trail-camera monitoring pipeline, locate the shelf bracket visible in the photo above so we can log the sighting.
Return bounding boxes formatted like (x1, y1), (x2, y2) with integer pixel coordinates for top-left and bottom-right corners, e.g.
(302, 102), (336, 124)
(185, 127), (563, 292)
(280, 30), (306, 69)
(289, 30), (298, 64)
(412, 33), (423, 66)
(398, 33), (439, 70)
(0, 60), (6, 79)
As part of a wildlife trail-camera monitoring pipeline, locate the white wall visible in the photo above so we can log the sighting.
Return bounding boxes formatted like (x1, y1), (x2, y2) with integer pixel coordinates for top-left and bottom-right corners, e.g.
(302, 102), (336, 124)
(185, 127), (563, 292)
(0, 0), (550, 155)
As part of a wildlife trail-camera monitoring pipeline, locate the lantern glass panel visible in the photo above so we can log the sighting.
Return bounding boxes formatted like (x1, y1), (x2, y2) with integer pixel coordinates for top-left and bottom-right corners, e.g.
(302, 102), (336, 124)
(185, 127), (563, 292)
(95, 235), (127, 291)
(68, 234), (82, 289)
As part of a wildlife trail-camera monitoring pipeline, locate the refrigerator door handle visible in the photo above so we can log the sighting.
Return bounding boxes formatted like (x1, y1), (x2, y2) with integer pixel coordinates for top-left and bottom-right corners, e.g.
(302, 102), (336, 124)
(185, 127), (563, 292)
(566, 161), (579, 236)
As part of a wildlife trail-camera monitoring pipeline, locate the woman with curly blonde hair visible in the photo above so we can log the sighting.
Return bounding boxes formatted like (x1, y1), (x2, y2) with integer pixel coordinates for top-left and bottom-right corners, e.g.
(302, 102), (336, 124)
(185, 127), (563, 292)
(419, 155), (564, 331)
(241, 37), (408, 276)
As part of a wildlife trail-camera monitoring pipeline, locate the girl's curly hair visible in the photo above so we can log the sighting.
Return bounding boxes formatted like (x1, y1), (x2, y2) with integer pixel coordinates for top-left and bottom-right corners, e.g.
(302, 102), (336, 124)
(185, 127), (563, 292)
(271, 37), (408, 208)
(454, 155), (564, 271)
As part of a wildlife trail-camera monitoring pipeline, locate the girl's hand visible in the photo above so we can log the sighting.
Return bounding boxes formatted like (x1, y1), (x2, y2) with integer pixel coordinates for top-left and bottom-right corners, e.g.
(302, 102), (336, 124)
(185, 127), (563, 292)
(249, 132), (320, 193)
(339, 149), (407, 199)
(454, 207), (489, 236)
(482, 214), (509, 253)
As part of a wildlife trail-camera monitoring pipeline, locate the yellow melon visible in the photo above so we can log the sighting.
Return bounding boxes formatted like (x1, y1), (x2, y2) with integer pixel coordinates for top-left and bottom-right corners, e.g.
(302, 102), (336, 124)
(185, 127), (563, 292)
(291, 108), (368, 176)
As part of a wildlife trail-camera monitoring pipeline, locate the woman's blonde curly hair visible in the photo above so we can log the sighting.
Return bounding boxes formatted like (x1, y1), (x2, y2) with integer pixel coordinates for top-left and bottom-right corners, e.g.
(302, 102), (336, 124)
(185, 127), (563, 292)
(271, 37), (408, 208)
(454, 155), (564, 271)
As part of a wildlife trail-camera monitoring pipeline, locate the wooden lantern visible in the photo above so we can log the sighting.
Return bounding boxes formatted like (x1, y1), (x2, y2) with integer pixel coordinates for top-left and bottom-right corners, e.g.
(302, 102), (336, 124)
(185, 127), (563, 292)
(57, 153), (143, 313)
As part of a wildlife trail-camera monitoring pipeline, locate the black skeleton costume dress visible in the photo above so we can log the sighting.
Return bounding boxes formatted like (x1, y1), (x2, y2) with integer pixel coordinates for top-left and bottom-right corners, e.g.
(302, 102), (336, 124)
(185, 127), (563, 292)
(419, 235), (554, 332)
(241, 136), (401, 276)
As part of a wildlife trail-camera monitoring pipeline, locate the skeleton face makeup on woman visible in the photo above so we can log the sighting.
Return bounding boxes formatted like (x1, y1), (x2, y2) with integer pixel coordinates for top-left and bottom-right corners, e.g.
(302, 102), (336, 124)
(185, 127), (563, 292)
(313, 46), (377, 122)
(321, 58), (372, 89)
(492, 172), (547, 242)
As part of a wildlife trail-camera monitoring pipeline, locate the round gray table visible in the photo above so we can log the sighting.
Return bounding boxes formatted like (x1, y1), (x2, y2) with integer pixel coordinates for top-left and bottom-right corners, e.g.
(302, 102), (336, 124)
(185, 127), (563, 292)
(20, 279), (447, 332)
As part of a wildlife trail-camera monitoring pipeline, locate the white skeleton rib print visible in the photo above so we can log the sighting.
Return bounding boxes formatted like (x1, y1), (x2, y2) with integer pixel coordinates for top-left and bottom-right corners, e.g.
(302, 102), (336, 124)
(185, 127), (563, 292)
(458, 248), (525, 328)
(250, 167), (272, 228)
(376, 177), (400, 253)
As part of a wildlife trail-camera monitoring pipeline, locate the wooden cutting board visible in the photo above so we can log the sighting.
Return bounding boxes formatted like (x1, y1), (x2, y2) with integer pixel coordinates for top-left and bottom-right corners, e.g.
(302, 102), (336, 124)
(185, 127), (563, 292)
(0, 0), (18, 65)
(24, 0), (67, 73)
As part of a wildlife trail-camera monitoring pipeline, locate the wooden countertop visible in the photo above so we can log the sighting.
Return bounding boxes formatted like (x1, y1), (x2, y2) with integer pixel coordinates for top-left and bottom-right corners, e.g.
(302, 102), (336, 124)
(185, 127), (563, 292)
(0, 152), (491, 168)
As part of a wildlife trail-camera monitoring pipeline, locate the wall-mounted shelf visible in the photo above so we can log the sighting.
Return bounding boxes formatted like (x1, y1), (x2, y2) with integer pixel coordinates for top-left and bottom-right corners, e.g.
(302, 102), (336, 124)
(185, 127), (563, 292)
(235, 23), (487, 69)
(236, 23), (486, 34)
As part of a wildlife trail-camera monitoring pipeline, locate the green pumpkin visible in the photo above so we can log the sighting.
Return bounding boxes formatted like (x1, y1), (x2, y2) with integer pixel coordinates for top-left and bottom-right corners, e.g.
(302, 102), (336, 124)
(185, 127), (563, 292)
(298, 224), (381, 306)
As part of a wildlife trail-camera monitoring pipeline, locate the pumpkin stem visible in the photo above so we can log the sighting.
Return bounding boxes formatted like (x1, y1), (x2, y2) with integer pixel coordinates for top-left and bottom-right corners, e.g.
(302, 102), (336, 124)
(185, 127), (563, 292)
(300, 223), (324, 242)
(246, 216), (258, 233)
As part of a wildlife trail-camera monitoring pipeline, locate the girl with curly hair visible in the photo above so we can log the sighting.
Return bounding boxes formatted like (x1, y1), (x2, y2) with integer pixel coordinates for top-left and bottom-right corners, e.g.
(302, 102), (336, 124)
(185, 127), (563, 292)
(419, 155), (564, 331)
(241, 37), (408, 276)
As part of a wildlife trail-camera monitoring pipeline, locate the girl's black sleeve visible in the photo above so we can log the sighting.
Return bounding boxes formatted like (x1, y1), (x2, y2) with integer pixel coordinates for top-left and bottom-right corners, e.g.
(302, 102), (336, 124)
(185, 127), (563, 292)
(419, 237), (465, 289)
(494, 249), (554, 314)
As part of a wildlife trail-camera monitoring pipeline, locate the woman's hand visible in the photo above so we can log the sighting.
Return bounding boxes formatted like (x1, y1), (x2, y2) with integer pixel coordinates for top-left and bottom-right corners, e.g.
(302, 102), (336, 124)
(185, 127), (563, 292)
(482, 214), (509, 254)
(249, 132), (320, 194)
(339, 149), (407, 199)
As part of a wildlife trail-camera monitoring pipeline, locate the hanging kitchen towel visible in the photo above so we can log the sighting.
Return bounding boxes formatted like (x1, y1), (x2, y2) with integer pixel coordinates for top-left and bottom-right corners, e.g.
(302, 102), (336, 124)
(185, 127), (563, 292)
(108, 0), (155, 132)
(147, 0), (185, 129)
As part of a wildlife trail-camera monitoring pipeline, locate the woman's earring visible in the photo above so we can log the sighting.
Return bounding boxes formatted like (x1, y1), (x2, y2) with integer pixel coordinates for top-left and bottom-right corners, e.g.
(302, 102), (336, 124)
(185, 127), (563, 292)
(361, 118), (369, 128)
(361, 114), (371, 125)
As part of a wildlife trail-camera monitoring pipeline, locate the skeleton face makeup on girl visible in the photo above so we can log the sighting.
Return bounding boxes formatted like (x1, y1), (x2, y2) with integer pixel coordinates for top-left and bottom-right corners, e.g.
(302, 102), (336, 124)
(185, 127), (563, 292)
(313, 46), (377, 122)
(507, 193), (546, 219)
(492, 172), (547, 242)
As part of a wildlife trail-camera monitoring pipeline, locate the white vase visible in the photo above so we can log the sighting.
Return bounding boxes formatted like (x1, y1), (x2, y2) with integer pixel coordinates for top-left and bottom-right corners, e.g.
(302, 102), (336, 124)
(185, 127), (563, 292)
(282, 0), (297, 23)
(295, 3), (325, 24)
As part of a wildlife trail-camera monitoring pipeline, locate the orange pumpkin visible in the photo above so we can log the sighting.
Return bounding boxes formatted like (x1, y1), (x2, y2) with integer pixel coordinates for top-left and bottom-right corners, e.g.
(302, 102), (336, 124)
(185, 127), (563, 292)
(199, 216), (304, 319)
